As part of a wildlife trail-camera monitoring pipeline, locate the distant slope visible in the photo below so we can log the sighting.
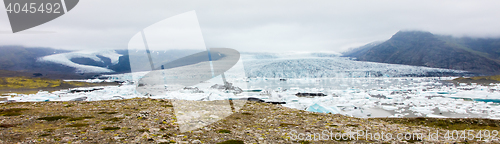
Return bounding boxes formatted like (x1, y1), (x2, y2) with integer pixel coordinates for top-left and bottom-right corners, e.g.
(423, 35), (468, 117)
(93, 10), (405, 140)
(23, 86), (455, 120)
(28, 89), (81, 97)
(37, 50), (122, 73)
(342, 41), (384, 58)
(343, 31), (500, 75)
(0, 46), (81, 76)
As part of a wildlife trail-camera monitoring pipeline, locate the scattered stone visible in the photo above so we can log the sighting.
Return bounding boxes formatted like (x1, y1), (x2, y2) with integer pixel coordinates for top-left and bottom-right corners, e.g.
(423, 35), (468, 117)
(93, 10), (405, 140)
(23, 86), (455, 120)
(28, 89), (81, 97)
(157, 139), (169, 143)
(149, 128), (160, 132)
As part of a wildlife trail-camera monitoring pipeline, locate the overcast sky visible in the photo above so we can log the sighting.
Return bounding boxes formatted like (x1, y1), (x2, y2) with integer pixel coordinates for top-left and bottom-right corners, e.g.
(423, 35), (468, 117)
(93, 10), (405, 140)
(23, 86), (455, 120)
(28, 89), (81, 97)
(1, 0), (500, 53)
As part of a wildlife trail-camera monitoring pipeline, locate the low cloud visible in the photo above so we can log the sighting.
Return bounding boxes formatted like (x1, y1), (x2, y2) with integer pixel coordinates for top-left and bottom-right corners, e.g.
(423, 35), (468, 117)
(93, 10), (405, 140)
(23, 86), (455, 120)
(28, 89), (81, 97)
(1, 0), (499, 52)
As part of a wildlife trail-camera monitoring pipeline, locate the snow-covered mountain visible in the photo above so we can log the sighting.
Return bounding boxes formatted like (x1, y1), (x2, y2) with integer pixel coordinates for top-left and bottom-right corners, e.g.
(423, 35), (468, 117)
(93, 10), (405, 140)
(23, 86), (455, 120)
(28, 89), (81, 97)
(37, 50), (122, 73)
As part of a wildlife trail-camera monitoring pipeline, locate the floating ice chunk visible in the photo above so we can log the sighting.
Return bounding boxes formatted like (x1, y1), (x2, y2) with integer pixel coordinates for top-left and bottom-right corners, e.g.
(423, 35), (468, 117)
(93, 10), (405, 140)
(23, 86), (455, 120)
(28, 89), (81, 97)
(382, 106), (398, 111)
(306, 103), (341, 114)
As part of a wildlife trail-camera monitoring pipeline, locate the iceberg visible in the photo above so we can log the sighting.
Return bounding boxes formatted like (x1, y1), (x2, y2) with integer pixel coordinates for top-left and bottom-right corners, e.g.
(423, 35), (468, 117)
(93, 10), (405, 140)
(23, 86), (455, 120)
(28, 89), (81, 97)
(306, 103), (341, 114)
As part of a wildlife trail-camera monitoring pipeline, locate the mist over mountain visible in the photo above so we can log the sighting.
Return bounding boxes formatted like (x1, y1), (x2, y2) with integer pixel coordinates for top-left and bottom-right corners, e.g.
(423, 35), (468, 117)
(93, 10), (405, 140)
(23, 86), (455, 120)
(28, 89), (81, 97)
(343, 31), (500, 75)
(3, 31), (497, 80)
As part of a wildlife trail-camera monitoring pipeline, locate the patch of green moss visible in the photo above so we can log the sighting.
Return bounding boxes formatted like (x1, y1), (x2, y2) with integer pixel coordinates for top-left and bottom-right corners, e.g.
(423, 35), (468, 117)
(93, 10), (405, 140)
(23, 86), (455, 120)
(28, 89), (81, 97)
(161, 133), (172, 138)
(162, 105), (174, 107)
(346, 124), (359, 127)
(158, 140), (176, 143)
(298, 140), (310, 144)
(67, 116), (94, 121)
(217, 140), (244, 144)
(218, 129), (231, 133)
(0, 77), (60, 89)
(0, 108), (29, 116)
(66, 123), (88, 127)
(102, 127), (120, 130)
(37, 116), (69, 121)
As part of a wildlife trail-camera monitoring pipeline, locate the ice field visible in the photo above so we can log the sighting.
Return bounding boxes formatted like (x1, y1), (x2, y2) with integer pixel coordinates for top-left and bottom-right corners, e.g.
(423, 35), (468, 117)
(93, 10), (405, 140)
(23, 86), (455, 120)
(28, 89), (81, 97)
(5, 52), (500, 119)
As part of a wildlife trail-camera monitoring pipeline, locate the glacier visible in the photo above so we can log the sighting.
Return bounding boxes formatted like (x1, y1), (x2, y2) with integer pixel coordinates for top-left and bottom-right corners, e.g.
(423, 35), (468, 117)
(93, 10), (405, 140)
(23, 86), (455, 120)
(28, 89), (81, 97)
(242, 52), (466, 78)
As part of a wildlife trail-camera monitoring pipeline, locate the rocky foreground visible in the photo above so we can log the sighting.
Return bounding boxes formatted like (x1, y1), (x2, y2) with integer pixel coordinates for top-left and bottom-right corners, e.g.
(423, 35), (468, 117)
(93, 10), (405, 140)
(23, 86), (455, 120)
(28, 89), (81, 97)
(0, 98), (499, 144)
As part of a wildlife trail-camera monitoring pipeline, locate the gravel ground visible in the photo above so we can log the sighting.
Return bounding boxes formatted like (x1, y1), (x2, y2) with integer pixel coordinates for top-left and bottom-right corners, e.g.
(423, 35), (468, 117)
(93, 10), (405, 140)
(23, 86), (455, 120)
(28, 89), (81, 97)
(0, 98), (499, 143)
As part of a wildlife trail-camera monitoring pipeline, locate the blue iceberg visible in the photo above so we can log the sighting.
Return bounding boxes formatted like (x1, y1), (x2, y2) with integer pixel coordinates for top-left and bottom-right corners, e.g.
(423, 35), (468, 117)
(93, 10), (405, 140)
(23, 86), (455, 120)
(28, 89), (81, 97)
(306, 103), (341, 114)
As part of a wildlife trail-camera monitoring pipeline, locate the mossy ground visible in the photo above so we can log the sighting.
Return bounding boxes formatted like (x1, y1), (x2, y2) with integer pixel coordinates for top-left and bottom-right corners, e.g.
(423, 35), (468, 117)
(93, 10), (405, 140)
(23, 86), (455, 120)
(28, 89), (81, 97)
(452, 75), (500, 85)
(0, 99), (499, 143)
(454, 75), (500, 82)
(0, 76), (119, 95)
